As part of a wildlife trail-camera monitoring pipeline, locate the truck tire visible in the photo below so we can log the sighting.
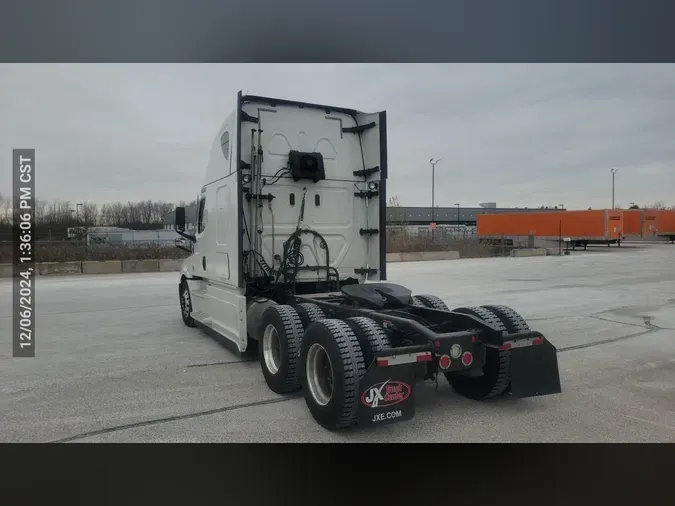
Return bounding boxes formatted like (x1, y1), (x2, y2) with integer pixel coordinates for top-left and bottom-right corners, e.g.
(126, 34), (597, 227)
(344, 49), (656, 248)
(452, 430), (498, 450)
(444, 306), (511, 400)
(411, 296), (427, 307)
(480, 305), (530, 395)
(259, 305), (305, 394)
(293, 303), (326, 330)
(412, 294), (450, 311)
(300, 319), (367, 429)
(179, 279), (197, 328)
(344, 317), (391, 366)
(481, 305), (530, 333)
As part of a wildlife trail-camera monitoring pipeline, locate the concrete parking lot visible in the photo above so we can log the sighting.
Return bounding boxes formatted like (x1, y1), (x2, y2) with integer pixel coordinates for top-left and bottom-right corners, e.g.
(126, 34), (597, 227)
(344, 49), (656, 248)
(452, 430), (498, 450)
(1, 244), (674, 442)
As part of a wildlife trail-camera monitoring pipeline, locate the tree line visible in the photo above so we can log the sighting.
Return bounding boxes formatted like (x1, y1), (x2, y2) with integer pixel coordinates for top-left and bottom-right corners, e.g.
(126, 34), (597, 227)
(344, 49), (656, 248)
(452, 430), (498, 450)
(0, 195), (198, 241)
(0, 195), (198, 227)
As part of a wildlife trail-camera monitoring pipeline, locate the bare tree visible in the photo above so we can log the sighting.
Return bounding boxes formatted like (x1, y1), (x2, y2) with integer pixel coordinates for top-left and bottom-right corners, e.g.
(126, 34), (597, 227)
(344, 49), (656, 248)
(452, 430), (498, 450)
(109, 202), (125, 226)
(387, 195), (402, 208)
(0, 193), (11, 225)
(35, 199), (48, 225)
(81, 202), (99, 227)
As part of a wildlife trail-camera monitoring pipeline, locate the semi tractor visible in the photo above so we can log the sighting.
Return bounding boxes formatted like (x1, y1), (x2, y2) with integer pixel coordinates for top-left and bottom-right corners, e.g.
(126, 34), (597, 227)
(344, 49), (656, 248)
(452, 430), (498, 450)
(173, 92), (562, 430)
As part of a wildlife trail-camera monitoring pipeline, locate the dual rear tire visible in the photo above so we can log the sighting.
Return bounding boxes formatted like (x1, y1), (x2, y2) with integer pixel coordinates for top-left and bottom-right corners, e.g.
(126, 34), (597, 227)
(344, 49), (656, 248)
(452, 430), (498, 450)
(410, 294), (529, 401)
(258, 304), (390, 429)
(259, 297), (531, 427)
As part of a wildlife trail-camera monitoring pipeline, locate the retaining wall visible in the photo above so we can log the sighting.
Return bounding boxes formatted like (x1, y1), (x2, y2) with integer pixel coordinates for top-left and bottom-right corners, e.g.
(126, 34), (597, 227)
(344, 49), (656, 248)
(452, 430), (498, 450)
(159, 259), (183, 272)
(510, 248), (547, 258)
(38, 262), (82, 275)
(0, 248), (554, 278)
(122, 259), (159, 273)
(82, 260), (122, 274)
(386, 251), (460, 263)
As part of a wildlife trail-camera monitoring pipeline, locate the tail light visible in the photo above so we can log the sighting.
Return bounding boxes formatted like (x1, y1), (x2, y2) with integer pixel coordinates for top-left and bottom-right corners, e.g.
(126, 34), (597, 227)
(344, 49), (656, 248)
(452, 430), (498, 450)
(438, 354), (451, 370)
(461, 351), (473, 367)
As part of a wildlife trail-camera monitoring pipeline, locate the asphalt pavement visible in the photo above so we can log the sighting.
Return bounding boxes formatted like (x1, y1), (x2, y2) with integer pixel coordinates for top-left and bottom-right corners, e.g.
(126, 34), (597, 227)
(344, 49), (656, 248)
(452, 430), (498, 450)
(1, 244), (674, 442)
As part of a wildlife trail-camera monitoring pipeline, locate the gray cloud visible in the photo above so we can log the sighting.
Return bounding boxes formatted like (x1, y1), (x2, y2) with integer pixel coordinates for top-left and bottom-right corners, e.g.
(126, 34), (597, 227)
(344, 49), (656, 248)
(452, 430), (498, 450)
(1, 63), (674, 209)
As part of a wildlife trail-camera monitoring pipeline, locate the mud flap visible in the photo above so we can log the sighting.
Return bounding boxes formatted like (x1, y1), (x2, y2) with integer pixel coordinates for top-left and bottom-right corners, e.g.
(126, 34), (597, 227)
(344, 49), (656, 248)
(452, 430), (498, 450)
(356, 362), (417, 428)
(509, 339), (562, 398)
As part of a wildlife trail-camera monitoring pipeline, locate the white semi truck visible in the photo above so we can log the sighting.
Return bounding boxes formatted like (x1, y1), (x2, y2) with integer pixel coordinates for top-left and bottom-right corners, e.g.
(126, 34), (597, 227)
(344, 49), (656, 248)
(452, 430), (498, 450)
(173, 92), (562, 430)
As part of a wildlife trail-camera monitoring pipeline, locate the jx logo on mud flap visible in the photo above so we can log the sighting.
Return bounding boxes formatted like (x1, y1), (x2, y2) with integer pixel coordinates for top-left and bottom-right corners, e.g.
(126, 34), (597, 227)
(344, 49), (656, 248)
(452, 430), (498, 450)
(361, 380), (411, 408)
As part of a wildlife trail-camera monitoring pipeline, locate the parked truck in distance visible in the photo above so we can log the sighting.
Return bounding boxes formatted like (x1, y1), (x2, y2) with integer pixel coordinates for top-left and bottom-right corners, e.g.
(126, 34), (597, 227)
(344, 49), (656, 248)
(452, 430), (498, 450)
(172, 92), (562, 430)
(477, 209), (624, 250)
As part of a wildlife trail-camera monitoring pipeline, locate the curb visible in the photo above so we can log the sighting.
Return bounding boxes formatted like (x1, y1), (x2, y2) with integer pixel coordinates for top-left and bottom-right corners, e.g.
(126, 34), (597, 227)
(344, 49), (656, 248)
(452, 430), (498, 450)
(0, 259), (184, 278)
(510, 248), (548, 258)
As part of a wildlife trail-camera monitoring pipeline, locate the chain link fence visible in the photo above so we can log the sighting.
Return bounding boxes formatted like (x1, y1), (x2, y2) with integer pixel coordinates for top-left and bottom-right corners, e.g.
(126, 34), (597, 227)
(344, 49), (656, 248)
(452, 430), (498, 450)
(0, 238), (189, 263)
(386, 225), (542, 258)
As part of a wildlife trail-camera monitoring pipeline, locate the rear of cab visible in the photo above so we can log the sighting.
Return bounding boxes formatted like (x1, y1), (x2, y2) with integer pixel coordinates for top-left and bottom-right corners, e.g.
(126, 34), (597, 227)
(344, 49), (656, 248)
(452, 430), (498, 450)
(180, 93), (388, 350)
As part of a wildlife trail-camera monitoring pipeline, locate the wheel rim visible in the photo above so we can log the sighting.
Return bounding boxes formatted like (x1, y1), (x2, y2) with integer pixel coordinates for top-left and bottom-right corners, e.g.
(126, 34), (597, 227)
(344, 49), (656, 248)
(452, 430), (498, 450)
(262, 324), (282, 375)
(306, 343), (334, 406)
(181, 284), (191, 319)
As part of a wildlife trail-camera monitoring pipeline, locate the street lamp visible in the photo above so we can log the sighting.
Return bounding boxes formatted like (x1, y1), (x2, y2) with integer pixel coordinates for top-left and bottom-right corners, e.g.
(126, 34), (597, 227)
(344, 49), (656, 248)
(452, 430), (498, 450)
(76, 202), (84, 240)
(429, 157), (442, 238)
(610, 168), (618, 209)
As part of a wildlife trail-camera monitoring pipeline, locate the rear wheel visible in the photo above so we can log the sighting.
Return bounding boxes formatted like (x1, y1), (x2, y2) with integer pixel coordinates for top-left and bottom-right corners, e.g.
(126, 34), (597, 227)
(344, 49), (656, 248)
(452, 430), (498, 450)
(481, 305), (530, 333)
(259, 305), (304, 394)
(293, 303), (326, 329)
(480, 305), (530, 396)
(179, 279), (196, 328)
(344, 317), (391, 366)
(444, 306), (511, 400)
(300, 319), (366, 429)
(412, 294), (449, 311)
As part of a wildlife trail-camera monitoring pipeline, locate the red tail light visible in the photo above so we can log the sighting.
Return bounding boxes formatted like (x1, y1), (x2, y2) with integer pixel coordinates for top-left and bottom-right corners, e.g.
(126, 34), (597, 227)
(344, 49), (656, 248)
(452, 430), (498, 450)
(461, 351), (473, 367)
(438, 354), (451, 370)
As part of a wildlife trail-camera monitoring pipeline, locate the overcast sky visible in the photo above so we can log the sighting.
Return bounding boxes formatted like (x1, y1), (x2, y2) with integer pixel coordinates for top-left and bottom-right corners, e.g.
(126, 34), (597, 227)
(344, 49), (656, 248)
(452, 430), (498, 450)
(1, 63), (674, 210)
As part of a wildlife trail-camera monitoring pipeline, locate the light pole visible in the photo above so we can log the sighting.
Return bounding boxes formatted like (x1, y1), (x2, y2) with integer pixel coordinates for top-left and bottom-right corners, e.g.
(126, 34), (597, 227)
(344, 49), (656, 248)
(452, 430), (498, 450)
(454, 203), (460, 224)
(76, 202), (84, 240)
(429, 158), (442, 238)
(610, 168), (618, 209)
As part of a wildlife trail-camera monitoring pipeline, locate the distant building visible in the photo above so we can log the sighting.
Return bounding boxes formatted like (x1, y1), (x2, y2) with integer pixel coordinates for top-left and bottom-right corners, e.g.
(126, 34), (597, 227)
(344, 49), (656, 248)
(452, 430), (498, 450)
(387, 205), (565, 226)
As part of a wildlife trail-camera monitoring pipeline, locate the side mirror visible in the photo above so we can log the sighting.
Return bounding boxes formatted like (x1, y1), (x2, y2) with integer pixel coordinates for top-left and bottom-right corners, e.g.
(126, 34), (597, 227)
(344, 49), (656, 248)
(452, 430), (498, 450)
(175, 206), (186, 231)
